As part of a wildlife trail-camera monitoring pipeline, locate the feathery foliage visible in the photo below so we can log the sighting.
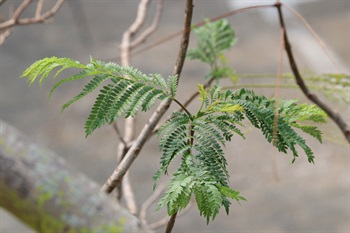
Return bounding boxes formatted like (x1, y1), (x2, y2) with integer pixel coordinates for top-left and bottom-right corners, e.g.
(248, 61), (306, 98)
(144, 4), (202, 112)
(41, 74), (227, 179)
(21, 57), (177, 136)
(187, 19), (237, 80)
(155, 85), (326, 222)
(155, 19), (327, 223)
(21, 18), (328, 226)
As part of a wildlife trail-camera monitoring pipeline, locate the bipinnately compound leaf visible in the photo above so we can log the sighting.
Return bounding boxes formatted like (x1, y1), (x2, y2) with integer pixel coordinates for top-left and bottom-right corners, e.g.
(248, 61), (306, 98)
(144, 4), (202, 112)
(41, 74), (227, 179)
(21, 57), (176, 136)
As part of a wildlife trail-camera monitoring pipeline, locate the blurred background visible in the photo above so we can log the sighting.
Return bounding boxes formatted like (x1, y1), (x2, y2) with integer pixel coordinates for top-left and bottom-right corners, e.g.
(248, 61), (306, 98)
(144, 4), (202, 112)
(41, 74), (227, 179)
(1, 0), (349, 232)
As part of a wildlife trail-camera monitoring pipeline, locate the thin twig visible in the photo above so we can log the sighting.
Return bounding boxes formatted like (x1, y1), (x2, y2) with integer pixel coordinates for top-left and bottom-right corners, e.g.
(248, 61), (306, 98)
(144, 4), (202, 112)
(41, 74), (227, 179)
(140, 183), (166, 225)
(120, 0), (151, 66)
(275, 3), (350, 143)
(101, 0), (194, 195)
(0, 4), (13, 46)
(0, 28), (12, 45)
(35, 0), (44, 18)
(282, 2), (345, 74)
(0, 0), (65, 30)
(131, 0), (164, 49)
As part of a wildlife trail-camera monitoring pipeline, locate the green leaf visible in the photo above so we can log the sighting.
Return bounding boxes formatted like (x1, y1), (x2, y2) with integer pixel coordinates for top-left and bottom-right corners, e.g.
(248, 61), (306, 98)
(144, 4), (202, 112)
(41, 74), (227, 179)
(187, 19), (236, 66)
(168, 75), (178, 97)
(21, 57), (86, 85)
(22, 57), (172, 136)
(198, 84), (207, 101)
(156, 174), (194, 215)
(218, 186), (247, 204)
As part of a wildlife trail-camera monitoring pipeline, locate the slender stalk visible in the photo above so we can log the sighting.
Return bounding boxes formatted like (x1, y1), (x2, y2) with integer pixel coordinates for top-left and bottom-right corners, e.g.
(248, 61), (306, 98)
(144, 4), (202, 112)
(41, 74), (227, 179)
(172, 98), (193, 121)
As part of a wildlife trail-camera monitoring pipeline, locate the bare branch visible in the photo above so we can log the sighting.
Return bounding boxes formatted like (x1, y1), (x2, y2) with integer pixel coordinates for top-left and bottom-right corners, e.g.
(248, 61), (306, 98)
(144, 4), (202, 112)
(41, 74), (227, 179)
(0, 0), (65, 30)
(101, 0), (194, 194)
(35, 0), (45, 18)
(0, 0), (64, 45)
(17, 0), (64, 25)
(122, 171), (138, 215)
(275, 3), (350, 143)
(11, 0), (31, 21)
(0, 28), (12, 45)
(120, 0), (151, 66)
(131, 0), (164, 48)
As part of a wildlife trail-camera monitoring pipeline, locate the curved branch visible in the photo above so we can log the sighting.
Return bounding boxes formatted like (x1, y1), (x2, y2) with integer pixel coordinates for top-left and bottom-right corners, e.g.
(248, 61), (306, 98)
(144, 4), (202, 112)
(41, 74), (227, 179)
(275, 3), (350, 143)
(131, 0), (164, 48)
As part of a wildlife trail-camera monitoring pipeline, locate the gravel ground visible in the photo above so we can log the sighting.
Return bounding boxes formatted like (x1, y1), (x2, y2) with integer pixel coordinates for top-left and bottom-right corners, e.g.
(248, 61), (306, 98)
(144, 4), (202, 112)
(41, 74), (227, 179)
(1, 1), (349, 232)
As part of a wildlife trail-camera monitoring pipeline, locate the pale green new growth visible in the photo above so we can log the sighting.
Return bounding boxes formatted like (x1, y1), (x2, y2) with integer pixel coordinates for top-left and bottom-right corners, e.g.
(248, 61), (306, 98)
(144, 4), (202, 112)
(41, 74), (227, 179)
(187, 19), (237, 80)
(21, 57), (178, 136)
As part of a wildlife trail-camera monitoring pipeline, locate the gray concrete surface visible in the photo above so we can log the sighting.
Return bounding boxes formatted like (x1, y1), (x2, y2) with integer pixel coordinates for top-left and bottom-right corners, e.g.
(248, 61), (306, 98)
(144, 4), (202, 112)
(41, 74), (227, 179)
(0, 0), (349, 232)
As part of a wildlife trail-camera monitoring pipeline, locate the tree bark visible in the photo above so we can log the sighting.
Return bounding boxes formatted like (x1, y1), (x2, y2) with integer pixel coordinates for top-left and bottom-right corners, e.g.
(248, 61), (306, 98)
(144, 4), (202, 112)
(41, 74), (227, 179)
(0, 120), (151, 233)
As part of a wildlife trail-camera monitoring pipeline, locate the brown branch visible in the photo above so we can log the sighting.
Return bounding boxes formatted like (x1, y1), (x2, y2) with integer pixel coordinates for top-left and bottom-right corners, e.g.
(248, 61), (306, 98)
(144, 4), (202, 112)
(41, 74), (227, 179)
(101, 0), (194, 195)
(131, 0), (164, 48)
(165, 212), (177, 233)
(275, 3), (350, 143)
(0, 0), (64, 30)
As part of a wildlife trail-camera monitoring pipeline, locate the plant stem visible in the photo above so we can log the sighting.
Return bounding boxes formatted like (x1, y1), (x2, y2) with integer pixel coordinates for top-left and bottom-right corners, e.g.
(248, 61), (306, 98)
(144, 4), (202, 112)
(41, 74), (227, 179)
(165, 212), (177, 233)
(172, 98), (193, 121)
